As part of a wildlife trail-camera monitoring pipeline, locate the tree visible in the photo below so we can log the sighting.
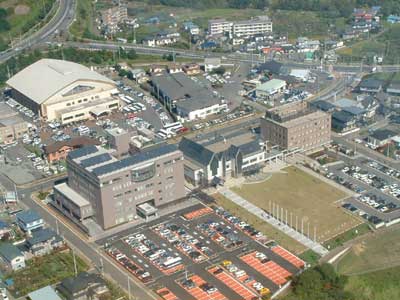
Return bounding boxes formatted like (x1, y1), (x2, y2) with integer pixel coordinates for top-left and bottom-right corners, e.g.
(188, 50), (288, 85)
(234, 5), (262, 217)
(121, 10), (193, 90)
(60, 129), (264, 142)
(127, 49), (137, 60)
(289, 264), (354, 300)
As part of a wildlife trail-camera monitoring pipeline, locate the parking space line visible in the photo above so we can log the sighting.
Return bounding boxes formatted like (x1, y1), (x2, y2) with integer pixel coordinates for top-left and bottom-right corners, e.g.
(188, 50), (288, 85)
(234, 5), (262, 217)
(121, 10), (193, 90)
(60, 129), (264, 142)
(208, 266), (258, 300)
(177, 274), (227, 300)
(240, 252), (291, 287)
(156, 287), (179, 300)
(271, 246), (305, 269)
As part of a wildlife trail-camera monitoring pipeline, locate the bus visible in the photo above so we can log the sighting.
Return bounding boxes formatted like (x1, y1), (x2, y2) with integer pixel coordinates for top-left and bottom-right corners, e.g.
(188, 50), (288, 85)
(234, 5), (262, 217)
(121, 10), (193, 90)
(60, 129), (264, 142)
(162, 257), (182, 269)
(125, 95), (135, 102)
(164, 122), (183, 133)
(120, 96), (132, 104)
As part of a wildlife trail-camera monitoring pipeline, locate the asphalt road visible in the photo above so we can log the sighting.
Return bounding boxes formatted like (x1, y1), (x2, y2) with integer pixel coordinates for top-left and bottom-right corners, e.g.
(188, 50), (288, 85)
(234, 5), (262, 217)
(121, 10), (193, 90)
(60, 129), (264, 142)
(0, 0), (75, 63)
(0, 173), (158, 300)
(62, 41), (400, 74)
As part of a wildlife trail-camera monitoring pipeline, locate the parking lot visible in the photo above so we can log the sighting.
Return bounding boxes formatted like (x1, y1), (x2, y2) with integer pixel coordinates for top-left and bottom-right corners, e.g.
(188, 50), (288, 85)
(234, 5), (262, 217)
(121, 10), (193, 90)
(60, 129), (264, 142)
(326, 155), (400, 225)
(99, 203), (305, 300)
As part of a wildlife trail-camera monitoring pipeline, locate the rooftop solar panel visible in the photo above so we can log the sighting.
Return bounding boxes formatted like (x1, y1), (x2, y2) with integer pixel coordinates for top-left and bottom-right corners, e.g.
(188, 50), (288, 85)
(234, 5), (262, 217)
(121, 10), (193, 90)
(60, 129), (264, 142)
(68, 145), (98, 159)
(80, 153), (113, 168)
(92, 144), (178, 177)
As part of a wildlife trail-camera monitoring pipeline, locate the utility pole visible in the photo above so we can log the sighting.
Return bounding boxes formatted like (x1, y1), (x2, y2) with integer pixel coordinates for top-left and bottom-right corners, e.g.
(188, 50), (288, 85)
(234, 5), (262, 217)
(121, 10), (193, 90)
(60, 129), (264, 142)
(127, 274), (131, 300)
(290, 212), (293, 229)
(72, 248), (77, 276)
(13, 184), (18, 203)
(56, 219), (59, 235)
(314, 226), (317, 242)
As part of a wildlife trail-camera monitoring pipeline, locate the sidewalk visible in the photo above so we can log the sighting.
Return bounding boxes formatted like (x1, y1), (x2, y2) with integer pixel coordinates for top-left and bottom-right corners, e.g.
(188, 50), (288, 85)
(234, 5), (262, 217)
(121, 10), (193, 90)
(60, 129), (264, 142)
(219, 188), (329, 256)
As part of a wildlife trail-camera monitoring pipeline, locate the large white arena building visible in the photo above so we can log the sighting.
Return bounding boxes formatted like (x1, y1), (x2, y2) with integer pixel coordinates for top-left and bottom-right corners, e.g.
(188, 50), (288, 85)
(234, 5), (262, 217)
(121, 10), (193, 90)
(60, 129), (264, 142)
(7, 59), (120, 124)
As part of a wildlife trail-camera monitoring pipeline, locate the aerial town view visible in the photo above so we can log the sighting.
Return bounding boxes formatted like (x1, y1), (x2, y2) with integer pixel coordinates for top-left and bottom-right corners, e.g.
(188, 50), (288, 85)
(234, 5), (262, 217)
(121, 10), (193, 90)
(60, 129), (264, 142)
(0, 0), (399, 299)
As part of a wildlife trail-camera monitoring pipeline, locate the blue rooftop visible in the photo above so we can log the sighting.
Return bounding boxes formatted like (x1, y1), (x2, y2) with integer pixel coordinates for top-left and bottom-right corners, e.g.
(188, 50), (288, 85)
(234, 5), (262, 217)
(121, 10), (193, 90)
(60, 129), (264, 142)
(16, 210), (41, 224)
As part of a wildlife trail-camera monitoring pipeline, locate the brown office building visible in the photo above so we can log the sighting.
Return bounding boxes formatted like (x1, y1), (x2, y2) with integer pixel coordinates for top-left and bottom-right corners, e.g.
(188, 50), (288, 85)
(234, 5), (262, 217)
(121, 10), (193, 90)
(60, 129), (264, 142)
(53, 144), (186, 230)
(260, 101), (331, 151)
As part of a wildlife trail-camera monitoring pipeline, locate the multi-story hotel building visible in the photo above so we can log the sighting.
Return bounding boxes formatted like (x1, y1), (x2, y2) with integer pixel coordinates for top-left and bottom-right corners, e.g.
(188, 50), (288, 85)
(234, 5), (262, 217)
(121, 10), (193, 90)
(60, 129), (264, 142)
(53, 144), (186, 230)
(260, 101), (331, 151)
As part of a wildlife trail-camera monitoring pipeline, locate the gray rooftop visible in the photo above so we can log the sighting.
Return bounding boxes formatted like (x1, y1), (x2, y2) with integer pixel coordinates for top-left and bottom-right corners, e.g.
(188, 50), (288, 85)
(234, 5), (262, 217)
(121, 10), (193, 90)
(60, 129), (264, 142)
(0, 243), (23, 262)
(179, 137), (215, 166)
(28, 286), (62, 300)
(152, 72), (220, 112)
(370, 129), (398, 141)
(60, 272), (106, 294)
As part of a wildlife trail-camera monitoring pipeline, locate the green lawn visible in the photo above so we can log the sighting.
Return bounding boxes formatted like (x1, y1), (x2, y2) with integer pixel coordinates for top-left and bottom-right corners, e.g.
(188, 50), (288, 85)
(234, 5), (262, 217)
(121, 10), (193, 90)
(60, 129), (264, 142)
(338, 24), (400, 64)
(323, 223), (371, 250)
(298, 249), (321, 267)
(0, 0), (55, 49)
(345, 266), (400, 300)
(70, 0), (96, 38)
(232, 167), (360, 243)
(336, 225), (400, 275)
(7, 251), (88, 296)
(213, 193), (307, 254)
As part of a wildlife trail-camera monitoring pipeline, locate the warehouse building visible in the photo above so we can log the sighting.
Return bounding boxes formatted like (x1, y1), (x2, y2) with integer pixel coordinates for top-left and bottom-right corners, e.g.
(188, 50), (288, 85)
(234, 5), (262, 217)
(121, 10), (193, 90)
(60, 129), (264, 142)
(255, 79), (287, 99)
(151, 72), (227, 121)
(261, 101), (331, 151)
(53, 144), (186, 231)
(7, 59), (120, 124)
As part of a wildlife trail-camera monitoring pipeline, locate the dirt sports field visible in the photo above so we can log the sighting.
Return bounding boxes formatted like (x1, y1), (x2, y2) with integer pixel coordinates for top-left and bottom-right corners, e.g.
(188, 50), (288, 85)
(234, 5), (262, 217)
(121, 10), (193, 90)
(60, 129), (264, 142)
(231, 166), (362, 242)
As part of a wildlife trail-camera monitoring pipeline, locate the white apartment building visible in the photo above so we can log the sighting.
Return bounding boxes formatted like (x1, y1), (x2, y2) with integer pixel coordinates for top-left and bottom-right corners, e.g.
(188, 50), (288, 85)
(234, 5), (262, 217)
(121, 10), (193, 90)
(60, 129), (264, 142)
(208, 19), (233, 36)
(208, 16), (272, 38)
(233, 16), (272, 38)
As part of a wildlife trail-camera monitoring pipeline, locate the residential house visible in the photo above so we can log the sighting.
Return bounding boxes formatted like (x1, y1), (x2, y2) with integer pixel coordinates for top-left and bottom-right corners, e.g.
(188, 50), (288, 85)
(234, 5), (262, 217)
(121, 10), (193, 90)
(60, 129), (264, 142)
(359, 78), (383, 93)
(360, 95), (379, 118)
(149, 65), (166, 74)
(58, 272), (109, 300)
(168, 64), (183, 74)
(16, 210), (44, 233)
(143, 32), (180, 47)
(183, 63), (201, 75)
(368, 129), (398, 149)
(332, 110), (357, 133)
(43, 136), (100, 163)
(0, 243), (25, 271)
(130, 69), (147, 83)
(183, 21), (200, 35)
(26, 228), (64, 256)
(296, 37), (320, 53)
(0, 221), (11, 240)
(28, 285), (63, 300)
(386, 82), (400, 95)
(201, 41), (218, 50)
(310, 100), (336, 113)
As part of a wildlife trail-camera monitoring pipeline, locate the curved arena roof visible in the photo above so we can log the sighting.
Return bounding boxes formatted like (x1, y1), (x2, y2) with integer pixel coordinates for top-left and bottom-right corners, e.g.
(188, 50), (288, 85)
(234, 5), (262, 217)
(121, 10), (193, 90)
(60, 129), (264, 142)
(6, 59), (115, 105)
